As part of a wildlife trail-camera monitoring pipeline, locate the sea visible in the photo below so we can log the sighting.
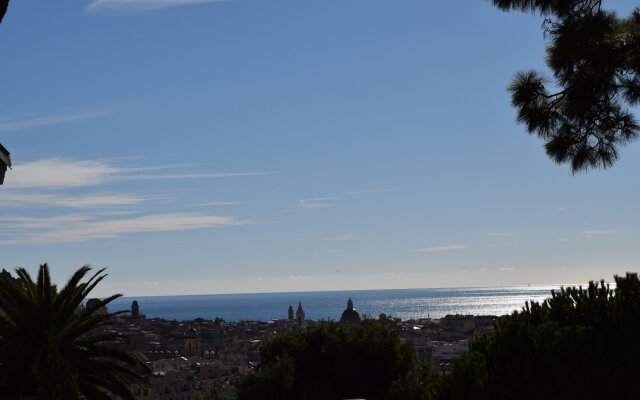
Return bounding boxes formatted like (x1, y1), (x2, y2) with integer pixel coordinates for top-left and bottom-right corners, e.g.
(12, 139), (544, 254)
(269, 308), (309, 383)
(107, 285), (565, 322)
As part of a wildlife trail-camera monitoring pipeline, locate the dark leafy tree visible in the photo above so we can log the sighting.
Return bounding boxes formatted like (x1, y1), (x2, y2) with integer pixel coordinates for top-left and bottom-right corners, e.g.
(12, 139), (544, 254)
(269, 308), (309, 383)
(194, 384), (227, 400)
(0, 264), (148, 400)
(434, 272), (640, 400)
(238, 319), (429, 400)
(492, 0), (640, 172)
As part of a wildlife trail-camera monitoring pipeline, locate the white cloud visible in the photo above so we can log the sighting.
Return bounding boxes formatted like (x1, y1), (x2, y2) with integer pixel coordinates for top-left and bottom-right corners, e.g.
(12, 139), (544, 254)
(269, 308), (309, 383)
(582, 229), (619, 239)
(122, 172), (266, 180)
(9, 159), (120, 189)
(100, 210), (140, 216)
(0, 191), (141, 208)
(414, 244), (466, 253)
(87, 0), (226, 13)
(199, 201), (247, 206)
(288, 275), (311, 280)
(5, 158), (266, 189)
(297, 197), (337, 209)
(499, 267), (515, 271)
(0, 213), (244, 245)
(1, 157), (262, 244)
(0, 109), (114, 133)
(0, 215), (92, 230)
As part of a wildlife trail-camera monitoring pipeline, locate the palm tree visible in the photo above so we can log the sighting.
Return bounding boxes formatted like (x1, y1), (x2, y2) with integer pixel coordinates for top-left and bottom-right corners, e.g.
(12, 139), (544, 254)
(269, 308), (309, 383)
(0, 264), (148, 399)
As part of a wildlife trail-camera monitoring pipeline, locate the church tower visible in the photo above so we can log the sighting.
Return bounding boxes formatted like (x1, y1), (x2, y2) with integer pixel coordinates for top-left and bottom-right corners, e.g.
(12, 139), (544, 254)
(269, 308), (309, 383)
(131, 300), (139, 319)
(288, 304), (294, 320)
(296, 301), (305, 326)
(184, 326), (201, 356)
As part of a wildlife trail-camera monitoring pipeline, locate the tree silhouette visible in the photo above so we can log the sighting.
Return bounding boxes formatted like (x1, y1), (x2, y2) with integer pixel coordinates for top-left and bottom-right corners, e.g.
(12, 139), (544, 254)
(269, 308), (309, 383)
(492, 0), (640, 172)
(238, 319), (428, 400)
(435, 272), (640, 399)
(0, 0), (9, 25)
(0, 264), (148, 400)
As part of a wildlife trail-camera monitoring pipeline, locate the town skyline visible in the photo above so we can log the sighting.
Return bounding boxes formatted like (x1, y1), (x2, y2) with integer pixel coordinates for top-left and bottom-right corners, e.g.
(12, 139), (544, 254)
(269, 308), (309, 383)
(1, 0), (639, 297)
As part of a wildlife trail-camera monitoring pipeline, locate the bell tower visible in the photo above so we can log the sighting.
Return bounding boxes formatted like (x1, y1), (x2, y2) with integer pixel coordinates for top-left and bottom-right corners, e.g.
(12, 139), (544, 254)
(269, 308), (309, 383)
(131, 300), (139, 319)
(184, 326), (201, 356)
(296, 302), (305, 326)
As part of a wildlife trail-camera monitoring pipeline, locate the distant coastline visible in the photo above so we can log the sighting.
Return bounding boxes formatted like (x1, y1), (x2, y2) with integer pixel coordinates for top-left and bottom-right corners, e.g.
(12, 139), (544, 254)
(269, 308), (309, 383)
(108, 285), (563, 322)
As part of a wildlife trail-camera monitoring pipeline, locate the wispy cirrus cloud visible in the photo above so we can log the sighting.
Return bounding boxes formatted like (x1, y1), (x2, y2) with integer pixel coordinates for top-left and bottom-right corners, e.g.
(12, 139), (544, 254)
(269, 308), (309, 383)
(121, 172), (266, 180)
(582, 229), (620, 239)
(414, 244), (466, 253)
(87, 0), (227, 14)
(296, 197), (337, 209)
(322, 233), (358, 241)
(8, 159), (120, 189)
(198, 201), (247, 206)
(0, 109), (115, 133)
(0, 213), (246, 245)
(288, 275), (311, 281)
(290, 188), (393, 212)
(0, 215), (92, 230)
(0, 191), (141, 208)
(1, 157), (263, 245)
(6, 158), (266, 189)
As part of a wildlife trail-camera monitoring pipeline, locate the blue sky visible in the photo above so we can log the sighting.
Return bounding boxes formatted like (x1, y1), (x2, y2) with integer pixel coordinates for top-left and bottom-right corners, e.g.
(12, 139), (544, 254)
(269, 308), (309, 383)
(1, 0), (639, 296)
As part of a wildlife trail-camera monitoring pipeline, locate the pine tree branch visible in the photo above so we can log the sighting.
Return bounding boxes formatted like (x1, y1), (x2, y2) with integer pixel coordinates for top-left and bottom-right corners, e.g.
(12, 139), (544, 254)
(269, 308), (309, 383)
(0, 0), (9, 25)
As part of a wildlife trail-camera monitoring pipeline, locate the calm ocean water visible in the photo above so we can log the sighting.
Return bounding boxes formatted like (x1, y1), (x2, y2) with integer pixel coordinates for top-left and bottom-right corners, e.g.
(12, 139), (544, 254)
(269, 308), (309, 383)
(107, 286), (563, 322)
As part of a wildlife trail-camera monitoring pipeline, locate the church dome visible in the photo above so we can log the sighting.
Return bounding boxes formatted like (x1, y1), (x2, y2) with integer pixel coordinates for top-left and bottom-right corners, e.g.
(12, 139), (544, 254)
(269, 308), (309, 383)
(340, 297), (361, 323)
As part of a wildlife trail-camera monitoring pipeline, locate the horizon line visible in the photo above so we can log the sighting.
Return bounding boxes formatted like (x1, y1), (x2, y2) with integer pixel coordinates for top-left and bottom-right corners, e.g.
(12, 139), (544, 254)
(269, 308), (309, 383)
(105, 281), (601, 300)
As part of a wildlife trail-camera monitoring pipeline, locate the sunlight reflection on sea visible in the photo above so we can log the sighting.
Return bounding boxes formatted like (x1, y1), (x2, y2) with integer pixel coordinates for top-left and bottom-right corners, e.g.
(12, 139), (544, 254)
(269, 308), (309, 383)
(108, 285), (568, 322)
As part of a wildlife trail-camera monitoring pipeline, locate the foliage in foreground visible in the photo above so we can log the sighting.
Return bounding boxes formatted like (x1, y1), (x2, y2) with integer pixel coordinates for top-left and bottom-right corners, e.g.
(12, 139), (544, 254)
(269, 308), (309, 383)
(0, 0), (8, 25)
(492, 0), (640, 172)
(0, 264), (148, 400)
(238, 319), (430, 400)
(194, 383), (229, 400)
(436, 272), (640, 400)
